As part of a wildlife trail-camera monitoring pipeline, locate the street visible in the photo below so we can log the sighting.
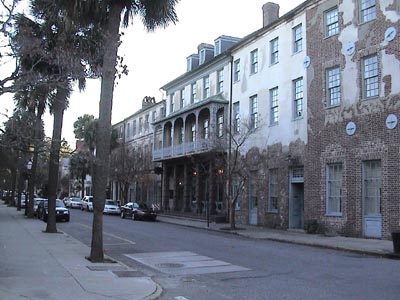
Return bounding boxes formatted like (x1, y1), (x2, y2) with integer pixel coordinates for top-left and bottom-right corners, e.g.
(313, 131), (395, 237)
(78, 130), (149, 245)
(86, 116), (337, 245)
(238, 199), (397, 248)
(58, 210), (400, 300)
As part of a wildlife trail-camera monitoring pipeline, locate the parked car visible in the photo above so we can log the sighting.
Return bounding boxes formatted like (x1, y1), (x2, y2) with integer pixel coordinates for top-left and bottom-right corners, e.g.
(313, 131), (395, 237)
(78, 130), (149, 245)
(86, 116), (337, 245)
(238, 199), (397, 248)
(81, 196), (93, 211)
(33, 198), (47, 216)
(120, 202), (157, 221)
(37, 199), (70, 222)
(103, 199), (121, 215)
(64, 197), (82, 209)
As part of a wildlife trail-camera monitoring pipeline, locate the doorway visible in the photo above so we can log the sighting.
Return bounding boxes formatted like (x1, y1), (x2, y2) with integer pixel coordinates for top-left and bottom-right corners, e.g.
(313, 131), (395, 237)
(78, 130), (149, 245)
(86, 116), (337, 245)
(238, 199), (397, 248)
(289, 168), (304, 229)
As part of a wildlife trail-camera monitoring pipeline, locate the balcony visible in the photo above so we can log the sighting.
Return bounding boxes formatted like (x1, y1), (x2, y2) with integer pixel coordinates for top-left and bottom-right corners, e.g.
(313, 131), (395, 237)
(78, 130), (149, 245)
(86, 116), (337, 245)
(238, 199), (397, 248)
(153, 137), (226, 161)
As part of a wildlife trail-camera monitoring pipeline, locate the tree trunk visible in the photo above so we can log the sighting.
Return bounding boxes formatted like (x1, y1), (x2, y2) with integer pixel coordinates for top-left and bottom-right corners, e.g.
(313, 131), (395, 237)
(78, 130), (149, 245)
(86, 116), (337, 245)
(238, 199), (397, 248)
(229, 198), (236, 230)
(27, 102), (45, 218)
(89, 4), (123, 262)
(45, 88), (67, 233)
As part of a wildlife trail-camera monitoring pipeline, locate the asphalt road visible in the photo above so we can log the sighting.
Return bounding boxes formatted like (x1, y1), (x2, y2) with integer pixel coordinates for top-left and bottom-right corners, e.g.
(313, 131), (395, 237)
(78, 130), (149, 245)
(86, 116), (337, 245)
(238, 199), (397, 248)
(58, 209), (400, 300)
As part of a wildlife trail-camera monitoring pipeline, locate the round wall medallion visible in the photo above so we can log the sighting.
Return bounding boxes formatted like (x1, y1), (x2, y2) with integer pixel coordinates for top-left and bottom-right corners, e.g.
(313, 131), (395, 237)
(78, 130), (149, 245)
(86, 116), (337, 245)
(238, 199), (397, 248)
(386, 114), (398, 129)
(303, 56), (311, 68)
(345, 42), (355, 56)
(385, 27), (397, 42)
(346, 121), (356, 136)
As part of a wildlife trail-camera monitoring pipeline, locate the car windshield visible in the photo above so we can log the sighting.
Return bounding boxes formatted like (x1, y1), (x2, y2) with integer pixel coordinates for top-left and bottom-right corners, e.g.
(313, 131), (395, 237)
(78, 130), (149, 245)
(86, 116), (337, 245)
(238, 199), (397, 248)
(43, 200), (65, 208)
(132, 202), (148, 209)
(105, 200), (117, 205)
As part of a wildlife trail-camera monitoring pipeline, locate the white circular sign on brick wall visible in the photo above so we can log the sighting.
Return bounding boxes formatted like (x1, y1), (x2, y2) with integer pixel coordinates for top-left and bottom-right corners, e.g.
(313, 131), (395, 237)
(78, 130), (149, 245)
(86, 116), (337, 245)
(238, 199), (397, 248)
(386, 114), (398, 129)
(346, 121), (356, 136)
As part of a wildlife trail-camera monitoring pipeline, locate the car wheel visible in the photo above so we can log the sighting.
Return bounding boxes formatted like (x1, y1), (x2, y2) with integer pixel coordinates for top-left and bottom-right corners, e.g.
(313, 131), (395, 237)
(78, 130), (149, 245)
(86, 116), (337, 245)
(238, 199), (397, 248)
(121, 212), (125, 219)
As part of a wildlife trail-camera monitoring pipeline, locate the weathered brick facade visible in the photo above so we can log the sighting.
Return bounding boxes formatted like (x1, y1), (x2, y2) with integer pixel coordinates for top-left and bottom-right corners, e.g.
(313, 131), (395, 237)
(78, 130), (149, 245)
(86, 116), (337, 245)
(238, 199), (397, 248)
(305, 0), (400, 239)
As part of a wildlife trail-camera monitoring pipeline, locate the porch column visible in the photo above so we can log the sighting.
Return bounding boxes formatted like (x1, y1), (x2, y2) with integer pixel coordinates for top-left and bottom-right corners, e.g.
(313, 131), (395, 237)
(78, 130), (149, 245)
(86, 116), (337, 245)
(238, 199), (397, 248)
(183, 163), (190, 212)
(209, 161), (217, 215)
(195, 162), (201, 214)
(162, 164), (169, 212)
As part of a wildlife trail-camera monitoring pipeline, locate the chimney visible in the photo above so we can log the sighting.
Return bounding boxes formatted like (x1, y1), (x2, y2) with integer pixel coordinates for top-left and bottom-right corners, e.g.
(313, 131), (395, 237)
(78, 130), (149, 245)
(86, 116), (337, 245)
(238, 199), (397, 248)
(262, 2), (280, 27)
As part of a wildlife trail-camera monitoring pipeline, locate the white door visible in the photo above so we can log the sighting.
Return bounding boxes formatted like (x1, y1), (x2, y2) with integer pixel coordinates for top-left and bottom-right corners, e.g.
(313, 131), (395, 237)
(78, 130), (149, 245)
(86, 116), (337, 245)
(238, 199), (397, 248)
(363, 160), (382, 238)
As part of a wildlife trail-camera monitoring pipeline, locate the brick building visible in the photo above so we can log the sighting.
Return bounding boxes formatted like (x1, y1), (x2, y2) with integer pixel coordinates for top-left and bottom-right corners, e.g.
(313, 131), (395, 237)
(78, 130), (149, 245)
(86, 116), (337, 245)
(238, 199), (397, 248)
(304, 0), (400, 239)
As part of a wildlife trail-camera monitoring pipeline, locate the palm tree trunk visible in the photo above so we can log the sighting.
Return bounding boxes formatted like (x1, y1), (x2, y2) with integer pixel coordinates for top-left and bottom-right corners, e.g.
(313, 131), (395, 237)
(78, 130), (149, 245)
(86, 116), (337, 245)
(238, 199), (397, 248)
(27, 104), (45, 218)
(45, 88), (67, 233)
(90, 3), (123, 262)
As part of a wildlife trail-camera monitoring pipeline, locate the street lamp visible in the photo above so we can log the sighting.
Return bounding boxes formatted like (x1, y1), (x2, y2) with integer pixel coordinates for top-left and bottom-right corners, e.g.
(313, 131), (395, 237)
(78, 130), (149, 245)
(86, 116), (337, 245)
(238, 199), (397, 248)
(24, 159), (32, 216)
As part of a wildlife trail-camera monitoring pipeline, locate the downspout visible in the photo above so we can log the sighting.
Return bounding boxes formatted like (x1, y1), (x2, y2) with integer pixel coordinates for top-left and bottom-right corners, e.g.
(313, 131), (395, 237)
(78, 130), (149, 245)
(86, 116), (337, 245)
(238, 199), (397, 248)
(227, 54), (233, 222)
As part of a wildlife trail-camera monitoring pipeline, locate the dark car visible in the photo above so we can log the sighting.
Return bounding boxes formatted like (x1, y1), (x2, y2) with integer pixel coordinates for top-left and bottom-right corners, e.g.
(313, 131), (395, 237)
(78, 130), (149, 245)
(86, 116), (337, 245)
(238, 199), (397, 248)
(37, 199), (70, 222)
(120, 202), (157, 221)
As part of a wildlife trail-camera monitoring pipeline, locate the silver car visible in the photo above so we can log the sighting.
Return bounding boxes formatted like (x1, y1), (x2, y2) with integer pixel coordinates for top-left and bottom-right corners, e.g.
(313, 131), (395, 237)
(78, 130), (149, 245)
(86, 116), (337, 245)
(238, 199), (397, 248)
(103, 199), (121, 215)
(64, 197), (82, 209)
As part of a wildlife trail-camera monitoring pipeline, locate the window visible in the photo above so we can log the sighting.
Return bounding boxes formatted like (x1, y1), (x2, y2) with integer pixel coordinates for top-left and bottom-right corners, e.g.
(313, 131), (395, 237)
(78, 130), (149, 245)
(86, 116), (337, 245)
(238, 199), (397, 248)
(363, 160), (381, 215)
(199, 49), (206, 64)
(270, 37), (279, 65)
(325, 7), (339, 37)
(217, 114), (224, 137)
(160, 107), (165, 117)
(270, 87), (279, 125)
(326, 163), (343, 215)
(170, 94), (174, 113)
(233, 59), (240, 82)
(191, 82), (197, 103)
(360, 0), (376, 23)
(327, 67), (341, 106)
(191, 124), (196, 142)
(250, 49), (258, 74)
(139, 117), (143, 133)
(268, 169), (278, 212)
(233, 102), (240, 133)
(179, 127), (184, 144)
(250, 95), (258, 129)
(215, 40), (221, 56)
(127, 122), (131, 137)
(144, 114), (149, 131)
(217, 69), (224, 93)
(363, 55), (379, 98)
(203, 76), (210, 99)
(203, 119), (209, 139)
(152, 110), (156, 122)
(132, 120), (136, 136)
(293, 77), (304, 118)
(180, 89), (185, 108)
(293, 24), (302, 53)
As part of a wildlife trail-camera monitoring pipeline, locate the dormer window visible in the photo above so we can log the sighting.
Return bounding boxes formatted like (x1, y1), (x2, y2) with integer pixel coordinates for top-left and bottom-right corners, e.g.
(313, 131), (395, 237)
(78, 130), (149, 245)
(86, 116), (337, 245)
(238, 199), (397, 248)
(215, 40), (221, 56)
(199, 49), (206, 65)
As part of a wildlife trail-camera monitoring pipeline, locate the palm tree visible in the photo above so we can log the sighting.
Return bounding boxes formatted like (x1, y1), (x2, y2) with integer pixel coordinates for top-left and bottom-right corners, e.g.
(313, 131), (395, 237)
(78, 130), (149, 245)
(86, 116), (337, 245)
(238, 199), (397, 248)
(42, 0), (179, 261)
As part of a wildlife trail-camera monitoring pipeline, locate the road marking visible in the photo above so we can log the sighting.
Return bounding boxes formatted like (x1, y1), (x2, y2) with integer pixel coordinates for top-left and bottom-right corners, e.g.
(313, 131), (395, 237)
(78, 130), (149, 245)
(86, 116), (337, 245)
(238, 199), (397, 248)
(76, 222), (136, 245)
(125, 251), (250, 275)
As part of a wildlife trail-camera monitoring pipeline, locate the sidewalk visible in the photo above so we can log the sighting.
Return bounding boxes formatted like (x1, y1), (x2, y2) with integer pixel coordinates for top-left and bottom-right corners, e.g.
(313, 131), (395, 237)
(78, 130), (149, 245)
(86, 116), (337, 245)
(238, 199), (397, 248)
(0, 203), (160, 300)
(157, 214), (397, 259)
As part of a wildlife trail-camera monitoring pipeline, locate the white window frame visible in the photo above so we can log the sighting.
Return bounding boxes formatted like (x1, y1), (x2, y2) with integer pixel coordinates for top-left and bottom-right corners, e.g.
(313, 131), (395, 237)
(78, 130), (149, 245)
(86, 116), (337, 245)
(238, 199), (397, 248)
(326, 163), (343, 216)
(217, 114), (224, 137)
(132, 120), (136, 136)
(170, 93), (174, 113)
(326, 66), (341, 107)
(203, 76), (210, 99)
(217, 69), (224, 94)
(293, 77), (304, 119)
(270, 87), (279, 125)
(293, 24), (302, 53)
(362, 54), (379, 99)
(270, 37), (279, 65)
(268, 169), (278, 213)
(191, 82), (197, 103)
(180, 88), (185, 108)
(233, 59), (240, 82)
(203, 119), (209, 139)
(250, 95), (258, 130)
(126, 122), (131, 137)
(360, 0), (376, 23)
(233, 101), (240, 133)
(191, 124), (196, 142)
(250, 49), (258, 74)
(325, 7), (339, 37)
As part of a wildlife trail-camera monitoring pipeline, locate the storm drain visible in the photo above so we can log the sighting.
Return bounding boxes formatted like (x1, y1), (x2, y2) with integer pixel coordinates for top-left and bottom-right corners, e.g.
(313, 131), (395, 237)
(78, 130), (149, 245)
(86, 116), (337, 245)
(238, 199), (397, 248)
(112, 270), (145, 278)
(87, 265), (127, 272)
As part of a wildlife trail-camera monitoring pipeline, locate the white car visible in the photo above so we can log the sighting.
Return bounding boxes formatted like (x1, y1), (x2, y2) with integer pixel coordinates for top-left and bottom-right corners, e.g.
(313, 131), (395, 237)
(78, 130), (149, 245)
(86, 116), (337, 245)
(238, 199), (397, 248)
(81, 196), (93, 211)
(103, 199), (121, 215)
(64, 197), (82, 209)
